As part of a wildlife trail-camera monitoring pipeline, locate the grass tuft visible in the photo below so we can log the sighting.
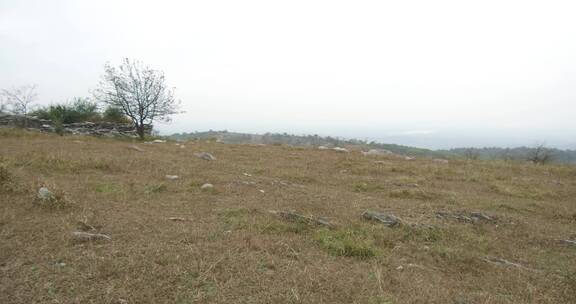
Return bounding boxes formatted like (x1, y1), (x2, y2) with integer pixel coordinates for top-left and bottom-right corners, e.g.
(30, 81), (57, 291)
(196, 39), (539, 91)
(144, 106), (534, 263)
(315, 227), (379, 259)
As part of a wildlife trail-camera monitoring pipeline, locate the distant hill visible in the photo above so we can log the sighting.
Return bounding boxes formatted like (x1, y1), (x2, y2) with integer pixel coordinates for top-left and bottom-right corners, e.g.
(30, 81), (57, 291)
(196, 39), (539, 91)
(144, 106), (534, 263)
(168, 130), (576, 164)
(168, 130), (447, 158)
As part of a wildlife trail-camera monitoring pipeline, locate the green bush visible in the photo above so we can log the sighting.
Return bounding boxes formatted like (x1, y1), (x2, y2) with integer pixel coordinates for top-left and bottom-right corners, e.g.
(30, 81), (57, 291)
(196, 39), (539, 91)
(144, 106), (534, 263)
(102, 106), (131, 123)
(32, 98), (99, 124)
(31, 98), (130, 124)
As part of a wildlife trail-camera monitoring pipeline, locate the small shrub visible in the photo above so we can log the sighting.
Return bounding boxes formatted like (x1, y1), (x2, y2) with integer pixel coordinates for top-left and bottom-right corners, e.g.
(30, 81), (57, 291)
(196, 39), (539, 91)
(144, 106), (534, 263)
(145, 183), (167, 194)
(102, 106), (131, 123)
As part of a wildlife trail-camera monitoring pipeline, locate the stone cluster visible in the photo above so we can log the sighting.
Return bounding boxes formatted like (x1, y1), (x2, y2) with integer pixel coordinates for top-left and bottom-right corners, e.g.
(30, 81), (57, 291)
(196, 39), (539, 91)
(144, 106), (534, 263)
(0, 113), (150, 137)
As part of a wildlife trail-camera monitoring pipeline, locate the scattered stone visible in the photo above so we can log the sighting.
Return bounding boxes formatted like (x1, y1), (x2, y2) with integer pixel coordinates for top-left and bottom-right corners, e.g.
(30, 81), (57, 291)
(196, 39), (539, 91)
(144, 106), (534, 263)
(362, 149), (393, 156)
(396, 265), (404, 271)
(238, 181), (257, 186)
(469, 212), (494, 222)
(167, 217), (187, 222)
(194, 152), (216, 161)
(243, 172), (252, 177)
(362, 211), (402, 227)
(259, 189), (265, 193)
(151, 139), (166, 143)
(483, 257), (522, 267)
(0, 113), (151, 137)
(71, 231), (111, 242)
(558, 239), (576, 246)
(318, 146), (330, 150)
(433, 158), (449, 164)
(392, 182), (419, 188)
(165, 175), (179, 180)
(201, 183), (214, 191)
(180, 145), (186, 149)
(436, 211), (495, 224)
(404, 156), (415, 161)
(37, 187), (54, 201)
(332, 147), (349, 153)
(128, 145), (145, 152)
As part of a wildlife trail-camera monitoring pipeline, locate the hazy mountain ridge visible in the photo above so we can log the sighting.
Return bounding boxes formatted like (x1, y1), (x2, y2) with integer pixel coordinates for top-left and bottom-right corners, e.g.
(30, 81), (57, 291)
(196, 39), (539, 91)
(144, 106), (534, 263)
(168, 130), (576, 164)
(168, 130), (446, 158)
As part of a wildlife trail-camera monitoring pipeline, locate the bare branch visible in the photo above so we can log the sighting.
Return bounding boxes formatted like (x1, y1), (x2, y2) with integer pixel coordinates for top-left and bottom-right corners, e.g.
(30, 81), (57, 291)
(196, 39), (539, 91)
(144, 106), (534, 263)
(93, 59), (182, 139)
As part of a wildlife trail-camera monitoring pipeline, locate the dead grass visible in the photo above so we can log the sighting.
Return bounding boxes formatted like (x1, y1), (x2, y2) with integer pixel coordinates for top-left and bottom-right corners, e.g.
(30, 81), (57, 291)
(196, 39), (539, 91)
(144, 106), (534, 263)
(1, 128), (576, 303)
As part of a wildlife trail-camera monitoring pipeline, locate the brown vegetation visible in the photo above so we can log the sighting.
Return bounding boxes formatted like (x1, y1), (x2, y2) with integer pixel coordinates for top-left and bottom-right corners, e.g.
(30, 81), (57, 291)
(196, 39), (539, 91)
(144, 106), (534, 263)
(1, 129), (575, 303)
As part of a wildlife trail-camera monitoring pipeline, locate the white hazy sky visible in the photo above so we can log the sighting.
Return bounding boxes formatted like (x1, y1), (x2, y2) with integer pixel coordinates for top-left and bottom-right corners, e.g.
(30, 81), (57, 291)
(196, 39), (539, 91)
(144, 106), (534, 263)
(1, 0), (575, 149)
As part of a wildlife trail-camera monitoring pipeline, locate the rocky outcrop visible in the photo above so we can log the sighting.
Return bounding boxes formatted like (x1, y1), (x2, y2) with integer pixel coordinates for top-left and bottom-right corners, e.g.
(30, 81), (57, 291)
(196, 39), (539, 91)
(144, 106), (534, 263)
(0, 113), (150, 137)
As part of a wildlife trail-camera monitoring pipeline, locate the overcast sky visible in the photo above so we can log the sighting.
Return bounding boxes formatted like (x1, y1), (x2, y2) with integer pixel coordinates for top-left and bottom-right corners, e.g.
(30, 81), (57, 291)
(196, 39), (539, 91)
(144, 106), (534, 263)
(1, 0), (575, 149)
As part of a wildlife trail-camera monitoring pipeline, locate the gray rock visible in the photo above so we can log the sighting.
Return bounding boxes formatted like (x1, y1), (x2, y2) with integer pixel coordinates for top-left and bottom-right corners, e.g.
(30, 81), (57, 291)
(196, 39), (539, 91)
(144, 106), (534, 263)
(201, 183), (214, 191)
(362, 211), (402, 227)
(433, 158), (449, 164)
(332, 147), (349, 153)
(362, 149), (393, 156)
(128, 145), (145, 152)
(194, 152), (216, 161)
(558, 239), (576, 246)
(37, 187), (54, 201)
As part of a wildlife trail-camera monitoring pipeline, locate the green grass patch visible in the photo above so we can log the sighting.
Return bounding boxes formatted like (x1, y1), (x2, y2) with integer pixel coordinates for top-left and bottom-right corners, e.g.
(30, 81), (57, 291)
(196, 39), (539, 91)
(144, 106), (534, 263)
(315, 227), (379, 259)
(144, 183), (167, 194)
(94, 183), (118, 193)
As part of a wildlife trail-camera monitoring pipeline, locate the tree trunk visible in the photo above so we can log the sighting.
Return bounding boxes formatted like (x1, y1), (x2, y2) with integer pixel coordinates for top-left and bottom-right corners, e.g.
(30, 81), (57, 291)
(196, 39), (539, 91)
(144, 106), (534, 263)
(136, 124), (145, 140)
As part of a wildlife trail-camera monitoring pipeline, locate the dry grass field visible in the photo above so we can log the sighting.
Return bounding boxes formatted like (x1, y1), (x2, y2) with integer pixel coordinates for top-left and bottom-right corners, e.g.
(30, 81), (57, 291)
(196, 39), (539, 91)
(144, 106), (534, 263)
(1, 129), (575, 304)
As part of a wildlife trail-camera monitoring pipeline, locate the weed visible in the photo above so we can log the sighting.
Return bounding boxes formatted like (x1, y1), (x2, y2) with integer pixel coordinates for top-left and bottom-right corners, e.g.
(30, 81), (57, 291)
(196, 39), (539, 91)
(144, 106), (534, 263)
(144, 183), (167, 194)
(95, 183), (117, 193)
(315, 228), (379, 259)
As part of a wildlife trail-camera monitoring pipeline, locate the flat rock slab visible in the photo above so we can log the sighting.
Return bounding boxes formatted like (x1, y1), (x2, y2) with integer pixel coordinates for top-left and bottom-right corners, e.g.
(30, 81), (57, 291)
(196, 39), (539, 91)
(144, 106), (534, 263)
(436, 211), (495, 224)
(558, 239), (576, 246)
(362, 211), (402, 227)
(194, 152), (216, 161)
(128, 145), (145, 152)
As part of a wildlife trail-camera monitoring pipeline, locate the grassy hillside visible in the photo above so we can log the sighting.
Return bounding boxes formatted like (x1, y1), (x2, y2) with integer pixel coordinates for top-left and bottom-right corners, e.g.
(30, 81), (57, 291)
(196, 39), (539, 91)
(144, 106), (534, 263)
(1, 129), (575, 303)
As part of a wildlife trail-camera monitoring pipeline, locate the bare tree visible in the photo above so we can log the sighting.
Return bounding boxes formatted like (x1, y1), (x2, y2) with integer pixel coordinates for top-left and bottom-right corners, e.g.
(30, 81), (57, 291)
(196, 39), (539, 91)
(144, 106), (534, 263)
(1, 84), (38, 127)
(93, 58), (181, 139)
(527, 143), (553, 164)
